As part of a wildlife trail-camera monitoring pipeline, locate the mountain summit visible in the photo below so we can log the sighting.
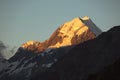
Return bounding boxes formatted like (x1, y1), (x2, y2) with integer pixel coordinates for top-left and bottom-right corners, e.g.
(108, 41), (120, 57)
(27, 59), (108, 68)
(21, 16), (102, 53)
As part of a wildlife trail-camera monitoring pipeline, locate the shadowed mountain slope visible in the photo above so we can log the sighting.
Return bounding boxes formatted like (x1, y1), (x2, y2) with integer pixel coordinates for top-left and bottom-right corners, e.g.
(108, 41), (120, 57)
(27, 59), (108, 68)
(31, 26), (120, 80)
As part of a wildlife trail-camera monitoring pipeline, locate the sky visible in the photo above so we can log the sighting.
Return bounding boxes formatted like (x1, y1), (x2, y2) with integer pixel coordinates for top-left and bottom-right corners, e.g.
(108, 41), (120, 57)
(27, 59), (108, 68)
(0, 0), (120, 49)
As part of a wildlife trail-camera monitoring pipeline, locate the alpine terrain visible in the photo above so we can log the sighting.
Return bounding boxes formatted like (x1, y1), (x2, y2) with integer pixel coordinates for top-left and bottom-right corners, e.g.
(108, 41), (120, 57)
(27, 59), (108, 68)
(1, 17), (120, 80)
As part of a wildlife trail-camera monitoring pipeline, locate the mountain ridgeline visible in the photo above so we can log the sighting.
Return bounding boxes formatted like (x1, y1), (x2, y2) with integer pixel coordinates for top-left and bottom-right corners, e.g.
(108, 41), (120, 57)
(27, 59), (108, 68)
(1, 16), (120, 80)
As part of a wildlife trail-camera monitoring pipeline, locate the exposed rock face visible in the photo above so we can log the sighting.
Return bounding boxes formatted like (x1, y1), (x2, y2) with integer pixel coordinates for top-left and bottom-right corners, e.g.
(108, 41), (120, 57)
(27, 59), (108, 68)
(21, 16), (101, 53)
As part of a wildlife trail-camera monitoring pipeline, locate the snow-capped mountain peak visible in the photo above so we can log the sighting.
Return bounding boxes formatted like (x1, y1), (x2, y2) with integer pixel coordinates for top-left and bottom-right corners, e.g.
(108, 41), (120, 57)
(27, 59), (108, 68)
(20, 16), (101, 53)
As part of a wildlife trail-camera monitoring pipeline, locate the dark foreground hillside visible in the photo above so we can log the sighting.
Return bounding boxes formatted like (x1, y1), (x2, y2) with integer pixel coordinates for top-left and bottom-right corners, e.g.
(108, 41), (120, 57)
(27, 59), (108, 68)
(32, 26), (120, 80)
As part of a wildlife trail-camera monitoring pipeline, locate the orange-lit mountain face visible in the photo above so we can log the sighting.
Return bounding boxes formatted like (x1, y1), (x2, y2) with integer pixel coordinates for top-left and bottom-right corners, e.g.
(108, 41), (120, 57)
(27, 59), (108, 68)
(21, 16), (102, 53)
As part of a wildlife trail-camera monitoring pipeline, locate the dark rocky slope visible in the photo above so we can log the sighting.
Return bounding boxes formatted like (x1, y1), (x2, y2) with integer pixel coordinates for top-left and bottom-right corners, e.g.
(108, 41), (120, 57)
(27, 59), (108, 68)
(31, 26), (120, 80)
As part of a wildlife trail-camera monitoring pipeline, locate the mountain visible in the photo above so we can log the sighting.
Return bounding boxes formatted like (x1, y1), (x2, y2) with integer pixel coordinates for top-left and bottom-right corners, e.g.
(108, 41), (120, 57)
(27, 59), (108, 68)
(1, 46), (73, 80)
(9, 16), (101, 62)
(1, 25), (120, 80)
(0, 57), (8, 71)
(2, 16), (120, 80)
(31, 25), (120, 80)
(21, 16), (102, 53)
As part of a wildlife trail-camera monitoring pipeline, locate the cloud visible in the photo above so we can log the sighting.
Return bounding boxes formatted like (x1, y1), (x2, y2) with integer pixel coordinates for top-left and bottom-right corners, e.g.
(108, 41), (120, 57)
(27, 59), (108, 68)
(0, 41), (7, 50)
(0, 41), (17, 59)
(0, 41), (7, 58)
